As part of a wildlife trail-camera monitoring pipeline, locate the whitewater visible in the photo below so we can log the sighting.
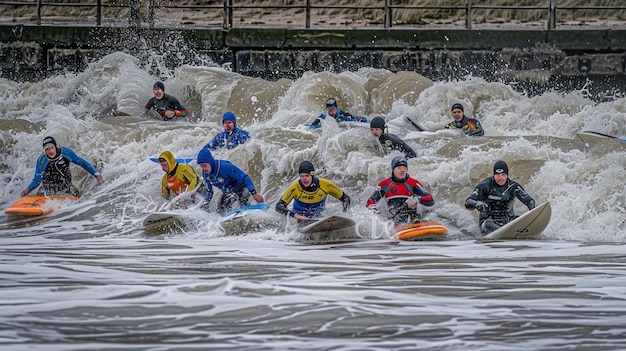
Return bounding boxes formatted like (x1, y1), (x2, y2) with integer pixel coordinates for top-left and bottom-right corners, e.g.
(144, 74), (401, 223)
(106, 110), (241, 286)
(0, 51), (625, 350)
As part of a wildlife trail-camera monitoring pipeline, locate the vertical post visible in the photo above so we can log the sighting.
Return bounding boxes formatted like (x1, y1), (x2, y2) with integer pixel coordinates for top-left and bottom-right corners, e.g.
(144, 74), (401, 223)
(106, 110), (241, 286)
(384, 0), (392, 28)
(223, 0), (232, 29)
(148, 0), (155, 28)
(97, 0), (102, 26)
(129, 0), (140, 27)
(222, 0), (227, 29)
(305, 0), (311, 29)
(548, 0), (556, 30)
(36, 0), (41, 25)
(466, 0), (472, 29)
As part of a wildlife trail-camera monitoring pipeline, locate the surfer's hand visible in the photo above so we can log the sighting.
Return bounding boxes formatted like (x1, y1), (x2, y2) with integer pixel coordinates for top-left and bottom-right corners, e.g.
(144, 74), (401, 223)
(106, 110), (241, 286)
(294, 214), (307, 222)
(164, 110), (176, 119)
(475, 201), (488, 212)
(406, 196), (420, 208)
(96, 175), (103, 184)
(252, 193), (264, 203)
(20, 189), (30, 197)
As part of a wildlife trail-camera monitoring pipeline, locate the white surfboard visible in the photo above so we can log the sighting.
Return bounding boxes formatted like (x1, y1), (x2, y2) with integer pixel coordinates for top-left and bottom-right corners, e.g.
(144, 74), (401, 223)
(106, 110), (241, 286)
(218, 204), (272, 235)
(482, 202), (551, 240)
(298, 215), (355, 233)
(297, 215), (360, 243)
(142, 211), (185, 228)
(576, 131), (624, 144)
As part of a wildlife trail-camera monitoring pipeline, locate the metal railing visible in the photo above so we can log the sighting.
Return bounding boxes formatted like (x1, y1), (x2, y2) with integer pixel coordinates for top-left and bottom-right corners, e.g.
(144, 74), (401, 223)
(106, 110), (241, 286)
(0, 0), (624, 30)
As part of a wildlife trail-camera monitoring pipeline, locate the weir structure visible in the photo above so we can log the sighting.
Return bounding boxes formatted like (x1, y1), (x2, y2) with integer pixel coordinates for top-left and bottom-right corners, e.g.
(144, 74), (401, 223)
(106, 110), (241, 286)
(0, 1), (625, 97)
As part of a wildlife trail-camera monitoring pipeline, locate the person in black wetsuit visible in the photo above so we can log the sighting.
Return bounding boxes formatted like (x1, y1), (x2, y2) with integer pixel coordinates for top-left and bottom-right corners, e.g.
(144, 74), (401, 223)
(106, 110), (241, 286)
(21, 136), (103, 197)
(465, 160), (536, 235)
(145, 81), (189, 120)
(369, 116), (417, 159)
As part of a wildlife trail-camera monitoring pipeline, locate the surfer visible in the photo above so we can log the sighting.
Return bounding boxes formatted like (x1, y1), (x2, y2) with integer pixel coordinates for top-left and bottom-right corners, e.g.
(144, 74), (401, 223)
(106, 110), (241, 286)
(21, 136), (103, 197)
(369, 116), (417, 159)
(196, 147), (264, 214)
(157, 150), (201, 205)
(366, 156), (434, 225)
(203, 111), (250, 150)
(145, 81), (188, 120)
(275, 161), (351, 223)
(308, 98), (367, 129)
(444, 103), (484, 137)
(465, 160), (536, 235)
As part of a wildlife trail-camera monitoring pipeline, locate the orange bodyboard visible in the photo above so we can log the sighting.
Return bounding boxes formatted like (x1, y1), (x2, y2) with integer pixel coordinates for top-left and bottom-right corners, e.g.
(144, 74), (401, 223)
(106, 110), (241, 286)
(393, 221), (448, 241)
(4, 195), (78, 215)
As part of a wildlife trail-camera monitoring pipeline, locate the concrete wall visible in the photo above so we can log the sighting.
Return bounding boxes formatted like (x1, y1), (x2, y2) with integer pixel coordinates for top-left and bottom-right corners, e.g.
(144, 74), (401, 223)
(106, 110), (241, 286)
(1, 25), (625, 93)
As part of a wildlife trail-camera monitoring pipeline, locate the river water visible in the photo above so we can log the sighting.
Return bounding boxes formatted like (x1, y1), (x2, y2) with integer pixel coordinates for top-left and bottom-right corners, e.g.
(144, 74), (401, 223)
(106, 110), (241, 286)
(1, 51), (625, 350)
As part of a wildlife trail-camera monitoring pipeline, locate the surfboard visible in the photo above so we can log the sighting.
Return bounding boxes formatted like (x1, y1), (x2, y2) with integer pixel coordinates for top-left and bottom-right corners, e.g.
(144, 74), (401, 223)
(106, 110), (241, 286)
(297, 215), (360, 243)
(405, 116), (427, 132)
(218, 203), (272, 235)
(149, 157), (194, 164)
(576, 131), (625, 144)
(393, 221), (448, 241)
(142, 211), (185, 228)
(298, 215), (355, 234)
(4, 195), (79, 215)
(221, 203), (270, 218)
(482, 202), (552, 240)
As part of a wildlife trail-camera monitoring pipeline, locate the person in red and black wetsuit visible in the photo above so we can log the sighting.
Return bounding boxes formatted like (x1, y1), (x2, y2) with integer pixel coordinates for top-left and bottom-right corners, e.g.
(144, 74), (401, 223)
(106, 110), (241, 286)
(366, 156), (434, 225)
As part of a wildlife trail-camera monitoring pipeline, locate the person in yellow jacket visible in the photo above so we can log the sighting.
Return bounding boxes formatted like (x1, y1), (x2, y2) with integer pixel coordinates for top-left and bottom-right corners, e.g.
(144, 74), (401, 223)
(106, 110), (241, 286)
(157, 150), (200, 203)
(275, 160), (350, 224)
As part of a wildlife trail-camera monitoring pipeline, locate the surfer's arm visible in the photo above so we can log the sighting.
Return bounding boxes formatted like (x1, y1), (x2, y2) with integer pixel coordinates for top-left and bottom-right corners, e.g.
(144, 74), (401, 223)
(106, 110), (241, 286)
(179, 166), (199, 192)
(412, 184), (434, 207)
(466, 198), (488, 211)
(339, 193), (350, 212)
(203, 135), (222, 150)
(24, 153), (46, 193)
(275, 199), (295, 217)
(64, 147), (100, 179)
(513, 184), (535, 210)
(465, 193), (487, 211)
(200, 172), (214, 204)
(161, 175), (170, 199)
(467, 118), (484, 136)
(145, 97), (155, 110)
(276, 185), (304, 218)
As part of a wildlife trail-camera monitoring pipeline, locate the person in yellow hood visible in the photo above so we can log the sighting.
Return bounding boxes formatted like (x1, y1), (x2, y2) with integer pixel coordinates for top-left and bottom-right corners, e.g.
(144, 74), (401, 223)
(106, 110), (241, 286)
(157, 150), (200, 200)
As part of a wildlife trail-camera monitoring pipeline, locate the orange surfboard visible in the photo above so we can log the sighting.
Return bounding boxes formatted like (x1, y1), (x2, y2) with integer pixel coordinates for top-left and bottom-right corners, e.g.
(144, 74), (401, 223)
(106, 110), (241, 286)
(393, 221), (448, 241)
(4, 195), (78, 215)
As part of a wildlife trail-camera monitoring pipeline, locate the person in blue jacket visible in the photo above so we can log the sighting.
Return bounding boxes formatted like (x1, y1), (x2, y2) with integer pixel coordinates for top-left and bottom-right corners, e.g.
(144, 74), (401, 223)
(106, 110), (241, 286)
(309, 98), (368, 128)
(197, 147), (264, 214)
(21, 136), (103, 197)
(203, 111), (250, 150)
(145, 81), (188, 120)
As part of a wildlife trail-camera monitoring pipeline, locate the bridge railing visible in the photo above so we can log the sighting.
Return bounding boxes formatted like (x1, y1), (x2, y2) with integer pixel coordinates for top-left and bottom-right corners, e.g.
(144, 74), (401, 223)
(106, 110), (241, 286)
(0, 0), (624, 30)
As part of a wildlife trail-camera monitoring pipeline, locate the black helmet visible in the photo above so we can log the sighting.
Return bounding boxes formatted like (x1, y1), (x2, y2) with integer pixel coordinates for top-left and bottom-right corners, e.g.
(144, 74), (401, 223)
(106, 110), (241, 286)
(370, 116), (386, 129)
(391, 156), (408, 170)
(326, 98), (337, 108)
(298, 161), (315, 175)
